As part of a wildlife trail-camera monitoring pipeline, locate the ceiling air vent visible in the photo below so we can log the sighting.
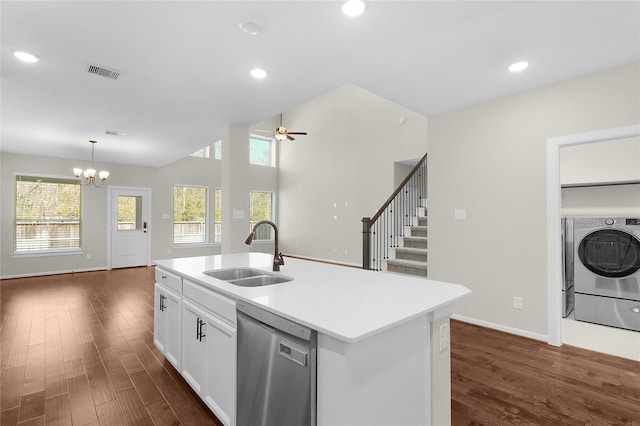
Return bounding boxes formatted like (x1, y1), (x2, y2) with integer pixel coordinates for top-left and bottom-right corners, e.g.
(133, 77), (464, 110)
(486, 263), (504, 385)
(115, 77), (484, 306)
(105, 130), (126, 136)
(86, 63), (121, 80)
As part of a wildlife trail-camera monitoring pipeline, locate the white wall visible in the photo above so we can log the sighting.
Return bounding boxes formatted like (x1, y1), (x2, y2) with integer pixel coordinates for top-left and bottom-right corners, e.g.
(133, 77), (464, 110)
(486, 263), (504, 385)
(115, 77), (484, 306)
(427, 62), (640, 336)
(560, 136), (640, 217)
(277, 84), (428, 264)
(560, 137), (640, 185)
(1, 141), (278, 277)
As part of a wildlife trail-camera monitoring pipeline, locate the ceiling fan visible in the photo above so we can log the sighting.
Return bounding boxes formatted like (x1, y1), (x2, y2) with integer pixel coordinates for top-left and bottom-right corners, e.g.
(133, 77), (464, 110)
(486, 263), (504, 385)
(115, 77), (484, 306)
(255, 113), (307, 141)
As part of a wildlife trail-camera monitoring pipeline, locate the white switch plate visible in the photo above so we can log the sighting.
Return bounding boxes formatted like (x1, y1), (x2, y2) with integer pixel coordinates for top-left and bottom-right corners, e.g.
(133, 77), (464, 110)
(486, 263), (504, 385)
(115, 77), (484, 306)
(162, 214), (170, 220)
(454, 209), (466, 220)
(233, 210), (245, 219)
(513, 296), (524, 310)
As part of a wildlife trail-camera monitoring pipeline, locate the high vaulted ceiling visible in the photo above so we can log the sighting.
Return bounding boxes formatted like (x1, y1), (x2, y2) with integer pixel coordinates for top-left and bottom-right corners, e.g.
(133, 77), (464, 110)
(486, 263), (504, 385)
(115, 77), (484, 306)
(2, 1), (639, 168)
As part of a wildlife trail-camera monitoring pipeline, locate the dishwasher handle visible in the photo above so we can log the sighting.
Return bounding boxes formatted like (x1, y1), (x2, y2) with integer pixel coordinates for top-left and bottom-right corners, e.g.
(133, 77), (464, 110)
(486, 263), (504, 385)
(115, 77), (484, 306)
(279, 341), (308, 367)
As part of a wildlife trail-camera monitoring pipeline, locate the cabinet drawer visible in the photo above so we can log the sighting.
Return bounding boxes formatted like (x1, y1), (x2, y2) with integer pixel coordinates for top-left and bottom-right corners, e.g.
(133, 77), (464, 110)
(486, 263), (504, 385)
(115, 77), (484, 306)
(183, 279), (236, 326)
(155, 267), (182, 293)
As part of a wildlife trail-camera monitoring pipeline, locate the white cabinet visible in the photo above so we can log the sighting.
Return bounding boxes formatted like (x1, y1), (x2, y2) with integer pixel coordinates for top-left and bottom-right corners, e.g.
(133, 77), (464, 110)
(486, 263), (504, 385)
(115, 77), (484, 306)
(181, 300), (207, 394)
(181, 282), (236, 426)
(154, 282), (182, 369)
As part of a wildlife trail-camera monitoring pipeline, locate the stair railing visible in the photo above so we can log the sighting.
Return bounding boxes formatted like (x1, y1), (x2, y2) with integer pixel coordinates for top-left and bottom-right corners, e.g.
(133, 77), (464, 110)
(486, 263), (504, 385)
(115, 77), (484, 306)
(362, 152), (428, 270)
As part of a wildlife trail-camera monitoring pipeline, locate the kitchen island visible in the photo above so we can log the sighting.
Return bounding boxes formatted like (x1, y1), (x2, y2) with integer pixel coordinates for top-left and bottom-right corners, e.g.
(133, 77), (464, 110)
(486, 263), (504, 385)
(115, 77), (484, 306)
(154, 253), (470, 425)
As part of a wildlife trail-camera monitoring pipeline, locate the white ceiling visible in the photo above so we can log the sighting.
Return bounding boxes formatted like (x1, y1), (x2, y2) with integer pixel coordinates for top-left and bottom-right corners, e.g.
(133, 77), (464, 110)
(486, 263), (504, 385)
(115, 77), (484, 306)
(2, 1), (639, 168)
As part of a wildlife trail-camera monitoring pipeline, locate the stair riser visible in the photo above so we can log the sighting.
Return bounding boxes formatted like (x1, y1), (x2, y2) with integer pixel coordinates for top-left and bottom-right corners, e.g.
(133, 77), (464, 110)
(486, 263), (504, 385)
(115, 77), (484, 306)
(410, 227), (427, 238)
(404, 239), (427, 249)
(418, 217), (427, 226)
(387, 264), (428, 277)
(396, 252), (427, 262)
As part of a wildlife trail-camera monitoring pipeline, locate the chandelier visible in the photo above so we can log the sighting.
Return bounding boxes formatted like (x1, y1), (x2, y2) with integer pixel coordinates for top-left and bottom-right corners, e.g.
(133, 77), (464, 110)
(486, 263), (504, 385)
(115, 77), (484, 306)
(73, 140), (109, 187)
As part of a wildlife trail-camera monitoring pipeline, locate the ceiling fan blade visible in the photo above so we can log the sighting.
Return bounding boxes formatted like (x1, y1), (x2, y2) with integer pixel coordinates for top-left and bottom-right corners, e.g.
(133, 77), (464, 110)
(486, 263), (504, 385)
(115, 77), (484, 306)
(287, 135), (295, 140)
(286, 132), (307, 135)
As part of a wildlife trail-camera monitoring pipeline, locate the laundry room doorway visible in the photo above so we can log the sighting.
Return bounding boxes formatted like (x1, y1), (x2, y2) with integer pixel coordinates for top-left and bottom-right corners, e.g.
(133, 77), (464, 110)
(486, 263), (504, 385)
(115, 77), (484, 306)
(546, 124), (640, 348)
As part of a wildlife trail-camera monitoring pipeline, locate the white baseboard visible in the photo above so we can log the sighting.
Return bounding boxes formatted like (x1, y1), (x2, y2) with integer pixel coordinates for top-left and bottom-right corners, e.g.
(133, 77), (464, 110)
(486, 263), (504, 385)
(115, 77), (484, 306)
(451, 314), (549, 343)
(1, 266), (108, 280)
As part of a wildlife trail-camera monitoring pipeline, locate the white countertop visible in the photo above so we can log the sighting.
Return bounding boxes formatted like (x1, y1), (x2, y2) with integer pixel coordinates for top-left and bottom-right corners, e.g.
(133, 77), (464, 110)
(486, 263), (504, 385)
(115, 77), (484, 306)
(154, 253), (470, 343)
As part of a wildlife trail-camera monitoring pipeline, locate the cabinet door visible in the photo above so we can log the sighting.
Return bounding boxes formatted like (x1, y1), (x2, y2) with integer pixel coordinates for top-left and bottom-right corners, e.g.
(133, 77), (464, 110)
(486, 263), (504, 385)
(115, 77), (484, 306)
(203, 313), (236, 426)
(181, 300), (206, 395)
(154, 283), (182, 369)
(164, 289), (182, 369)
(153, 283), (167, 353)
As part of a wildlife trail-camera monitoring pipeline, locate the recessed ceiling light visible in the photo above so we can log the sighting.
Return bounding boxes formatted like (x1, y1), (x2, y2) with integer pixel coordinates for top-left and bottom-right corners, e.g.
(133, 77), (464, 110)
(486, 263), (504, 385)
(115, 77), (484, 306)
(239, 21), (262, 35)
(13, 51), (39, 63)
(250, 68), (268, 79)
(342, 0), (366, 17)
(508, 61), (529, 72)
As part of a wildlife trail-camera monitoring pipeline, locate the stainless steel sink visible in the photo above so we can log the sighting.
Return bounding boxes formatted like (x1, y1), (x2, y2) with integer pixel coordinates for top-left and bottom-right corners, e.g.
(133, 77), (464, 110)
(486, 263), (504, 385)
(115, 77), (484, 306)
(203, 268), (293, 287)
(204, 268), (264, 281)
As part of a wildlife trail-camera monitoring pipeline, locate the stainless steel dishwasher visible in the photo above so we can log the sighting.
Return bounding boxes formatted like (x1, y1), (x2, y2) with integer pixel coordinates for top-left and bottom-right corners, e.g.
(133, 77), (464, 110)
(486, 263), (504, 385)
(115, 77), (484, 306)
(236, 300), (317, 426)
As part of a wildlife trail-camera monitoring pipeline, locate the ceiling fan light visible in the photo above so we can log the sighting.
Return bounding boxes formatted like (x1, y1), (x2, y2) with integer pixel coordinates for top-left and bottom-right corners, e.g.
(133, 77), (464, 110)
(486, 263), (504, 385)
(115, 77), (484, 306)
(274, 133), (287, 141)
(342, 0), (366, 17)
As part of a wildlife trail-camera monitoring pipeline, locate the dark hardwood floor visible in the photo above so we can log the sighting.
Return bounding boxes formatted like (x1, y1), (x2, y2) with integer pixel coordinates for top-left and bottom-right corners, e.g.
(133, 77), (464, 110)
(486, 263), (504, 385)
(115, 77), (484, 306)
(1, 267), (221, 426)
(451, 320), (640, 425)
(1, 267), (638, 425)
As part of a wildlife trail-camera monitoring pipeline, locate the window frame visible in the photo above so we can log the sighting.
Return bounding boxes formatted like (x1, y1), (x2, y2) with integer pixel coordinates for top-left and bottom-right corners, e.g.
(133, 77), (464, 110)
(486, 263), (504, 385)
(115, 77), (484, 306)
(249, 135), (276, 167)
(172, 184), (211, 246)
(249, 190), (275, 242)
(12, 173), (83, 257)
(189, 145), (211, 158)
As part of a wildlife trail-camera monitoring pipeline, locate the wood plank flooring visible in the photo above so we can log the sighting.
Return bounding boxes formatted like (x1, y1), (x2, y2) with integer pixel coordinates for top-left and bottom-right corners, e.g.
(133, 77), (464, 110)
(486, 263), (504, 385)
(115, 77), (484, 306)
(451, 319), (640, 425)
(1, 268), (221, 426)
(2, 267), (639, 425)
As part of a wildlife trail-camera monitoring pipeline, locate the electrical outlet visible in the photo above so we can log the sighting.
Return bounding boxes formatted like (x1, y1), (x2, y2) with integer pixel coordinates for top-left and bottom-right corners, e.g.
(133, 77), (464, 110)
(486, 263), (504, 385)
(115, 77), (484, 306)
(439, 323), (449, 352)
(513, 296), (524, 310)
(167, 248), (172, 255)
(86, 253), (92, 260)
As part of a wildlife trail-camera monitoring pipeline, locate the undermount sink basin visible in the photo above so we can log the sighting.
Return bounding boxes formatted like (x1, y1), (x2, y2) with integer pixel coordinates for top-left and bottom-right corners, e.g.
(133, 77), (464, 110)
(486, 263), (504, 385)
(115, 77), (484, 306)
(203, 268), (293, 287)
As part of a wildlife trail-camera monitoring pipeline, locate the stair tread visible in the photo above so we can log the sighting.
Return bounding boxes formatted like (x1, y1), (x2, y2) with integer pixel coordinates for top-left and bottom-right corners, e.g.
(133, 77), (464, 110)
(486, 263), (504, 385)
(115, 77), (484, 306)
(396, 247), (427, 253)
(404, 236), (427, 241)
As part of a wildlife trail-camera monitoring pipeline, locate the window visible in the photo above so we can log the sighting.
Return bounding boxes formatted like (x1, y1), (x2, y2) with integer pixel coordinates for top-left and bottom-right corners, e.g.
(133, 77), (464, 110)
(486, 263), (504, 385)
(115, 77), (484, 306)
(250, 137), (275, 167)
(117, 196), (142, 230)
(214, 140), (221, 160)
(190, 145), (211, 158)
(249, 191), (273, 240)
(14, 175), (82, 253)
(214, 189), (222, 243)
(173, 186), (208, 244)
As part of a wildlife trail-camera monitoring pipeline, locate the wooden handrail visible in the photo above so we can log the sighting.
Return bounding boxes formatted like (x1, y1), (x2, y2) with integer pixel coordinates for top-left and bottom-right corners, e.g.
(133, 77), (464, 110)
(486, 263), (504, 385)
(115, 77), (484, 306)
(369, 151), (428, 224)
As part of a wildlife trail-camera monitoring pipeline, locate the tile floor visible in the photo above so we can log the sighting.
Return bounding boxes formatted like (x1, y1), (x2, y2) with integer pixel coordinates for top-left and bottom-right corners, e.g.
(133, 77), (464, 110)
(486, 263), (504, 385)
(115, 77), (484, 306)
(562, 311), (640, 361)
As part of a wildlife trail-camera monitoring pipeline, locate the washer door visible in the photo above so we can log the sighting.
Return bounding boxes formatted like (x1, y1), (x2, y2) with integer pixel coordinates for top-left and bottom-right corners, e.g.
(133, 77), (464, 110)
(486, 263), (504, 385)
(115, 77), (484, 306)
(578, 229), (640, 278)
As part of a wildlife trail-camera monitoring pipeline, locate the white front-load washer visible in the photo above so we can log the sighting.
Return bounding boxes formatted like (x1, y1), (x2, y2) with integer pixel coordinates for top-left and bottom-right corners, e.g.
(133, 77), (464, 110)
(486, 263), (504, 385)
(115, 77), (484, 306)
(573, 217), (640, 332)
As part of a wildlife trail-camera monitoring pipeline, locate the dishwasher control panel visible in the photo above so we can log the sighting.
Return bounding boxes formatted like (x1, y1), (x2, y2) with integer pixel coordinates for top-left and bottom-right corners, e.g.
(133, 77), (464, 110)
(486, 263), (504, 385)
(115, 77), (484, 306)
(279, 341), (308, 366)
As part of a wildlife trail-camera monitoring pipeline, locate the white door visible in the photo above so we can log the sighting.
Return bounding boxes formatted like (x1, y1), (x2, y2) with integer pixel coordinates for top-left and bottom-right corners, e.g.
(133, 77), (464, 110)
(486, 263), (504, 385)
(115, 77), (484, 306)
(109, 187), (151, 268)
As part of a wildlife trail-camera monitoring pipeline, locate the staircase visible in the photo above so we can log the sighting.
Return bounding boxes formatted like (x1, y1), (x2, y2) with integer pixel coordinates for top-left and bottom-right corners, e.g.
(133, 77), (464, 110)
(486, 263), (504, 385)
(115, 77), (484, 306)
(386, 203), (428, 277)
(362, 152), (428, 276)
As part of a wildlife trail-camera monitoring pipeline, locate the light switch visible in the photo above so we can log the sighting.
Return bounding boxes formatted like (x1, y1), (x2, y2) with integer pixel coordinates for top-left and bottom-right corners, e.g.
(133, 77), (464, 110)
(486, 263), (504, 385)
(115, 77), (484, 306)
(162, 214), (170, 220)
(233, 210), (245, 219)
(454, 209), (466, 220)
